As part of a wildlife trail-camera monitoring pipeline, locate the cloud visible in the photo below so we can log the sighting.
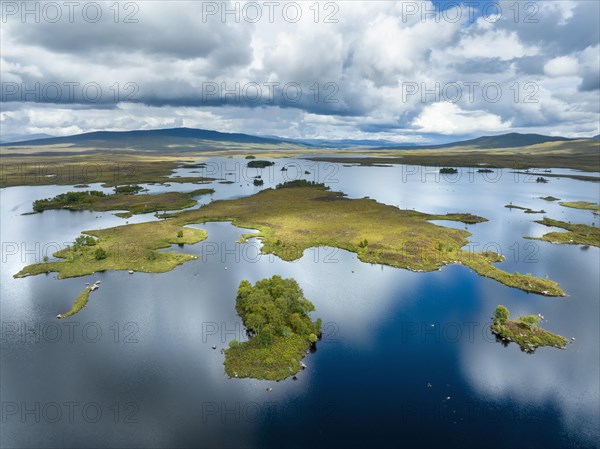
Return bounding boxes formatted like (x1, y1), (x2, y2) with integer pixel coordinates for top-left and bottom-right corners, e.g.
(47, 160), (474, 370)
(544, 56), (579, 77)
(0, 1), (598, 141)
(413, 102), (512, 135)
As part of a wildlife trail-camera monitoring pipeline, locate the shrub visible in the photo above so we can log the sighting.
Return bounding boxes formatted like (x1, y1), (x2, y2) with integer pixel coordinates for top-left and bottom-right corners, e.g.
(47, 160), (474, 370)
(94, 247), (107, 260)
(494, 305), (510, 324)
(177, 230), (184, 238)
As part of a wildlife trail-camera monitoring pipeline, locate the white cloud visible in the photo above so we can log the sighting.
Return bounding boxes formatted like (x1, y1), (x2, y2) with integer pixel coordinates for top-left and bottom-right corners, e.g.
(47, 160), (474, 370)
(0, 1), (598, 141)
(413, 102), (512, 135)
(544, 56), (579, 77)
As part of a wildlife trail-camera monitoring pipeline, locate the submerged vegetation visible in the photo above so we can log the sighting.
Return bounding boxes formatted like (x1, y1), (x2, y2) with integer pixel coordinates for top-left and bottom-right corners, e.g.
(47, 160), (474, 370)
(529, 217), (600, 247)
(224, 276), (321, 380)
(30, 188), (214, 218)
(16, 184), (565, 295)
(491, 305), (569, 353)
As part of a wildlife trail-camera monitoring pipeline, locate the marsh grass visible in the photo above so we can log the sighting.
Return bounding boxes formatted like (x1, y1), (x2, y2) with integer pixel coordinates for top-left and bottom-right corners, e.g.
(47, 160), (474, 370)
(529, 217), (600, 248)
(491, 305), (569, 352)
(16, 185), (565, 295)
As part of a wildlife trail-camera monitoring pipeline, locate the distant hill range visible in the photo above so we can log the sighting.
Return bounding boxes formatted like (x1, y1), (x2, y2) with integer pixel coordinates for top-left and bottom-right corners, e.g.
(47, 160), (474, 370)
(372, 132), (578, 151)
(1, 128), (596, 153)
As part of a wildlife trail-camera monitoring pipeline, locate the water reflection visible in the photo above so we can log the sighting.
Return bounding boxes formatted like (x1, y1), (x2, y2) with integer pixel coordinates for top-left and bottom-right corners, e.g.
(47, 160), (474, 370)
(1, 158), (598, 448)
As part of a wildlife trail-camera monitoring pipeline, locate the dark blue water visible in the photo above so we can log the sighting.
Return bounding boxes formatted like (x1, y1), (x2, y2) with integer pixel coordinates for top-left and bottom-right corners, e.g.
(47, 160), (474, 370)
(1, 158), (598, 448)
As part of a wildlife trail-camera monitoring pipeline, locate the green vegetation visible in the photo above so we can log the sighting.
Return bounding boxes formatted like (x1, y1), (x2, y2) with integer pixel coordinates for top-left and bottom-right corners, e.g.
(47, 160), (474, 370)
(245, 155), (256, 159)
(16, 184), (565, 295)
(247, 160), (274, 168)
(536, 177), (548, 183)
(224, 276), (321, 380)
(559, 201), (600, 213)
(14, 221), (206, 279)
(440, 168), (458, 174)
(94, 247), (107, 260)
(529, 217), (600, 247)
(0, 154), (217, 188)
(253, 179), (264, 186)
(491, 305), (569, 353)
(58, 286), (93, 319)
(113, 184), (145, 194)
(477, 169), (494, 173)
(540, 196), (560, 202)
(307, 139), (600, 173)
(33, 191), (107, 212)
(505, 204), (546, 214)
(30, 188), (214, 218)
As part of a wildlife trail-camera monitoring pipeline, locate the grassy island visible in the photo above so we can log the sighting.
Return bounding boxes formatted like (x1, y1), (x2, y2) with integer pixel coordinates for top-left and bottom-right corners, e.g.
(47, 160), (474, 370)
(15, 183), (565, 295)
(528, 217), (600, 247)
(440, 167), (458, 174)
(491, 305), (569, 353)
(559, 201), (600, 213)
(30, 187), (214, 218)
(57, 286), (93, 319)
(224, 276), (321, 380)
(247, 160), (274, 168)
(14, 221), (207, 279)
(540, 196), (560, 202)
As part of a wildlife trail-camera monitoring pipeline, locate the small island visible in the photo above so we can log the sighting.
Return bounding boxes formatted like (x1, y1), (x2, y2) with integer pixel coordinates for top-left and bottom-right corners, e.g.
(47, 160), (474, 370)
(247, 160), (275, 168)
(540, 196), (560, 202)
(224, 276), (321, 381)
(29, 187), (214, 218)
(559, 201), (600, 213)
(491, 305), (569, 353)
(440, 167), (458, 174)
(505, 204), (546, 214)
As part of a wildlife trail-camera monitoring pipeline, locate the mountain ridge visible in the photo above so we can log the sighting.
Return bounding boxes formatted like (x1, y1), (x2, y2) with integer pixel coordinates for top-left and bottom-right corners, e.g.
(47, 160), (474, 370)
(1, 128), (593, 151)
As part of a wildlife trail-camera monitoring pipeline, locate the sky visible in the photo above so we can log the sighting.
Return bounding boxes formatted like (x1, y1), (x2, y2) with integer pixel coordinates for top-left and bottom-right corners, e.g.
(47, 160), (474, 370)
(0, 0), (599, 143)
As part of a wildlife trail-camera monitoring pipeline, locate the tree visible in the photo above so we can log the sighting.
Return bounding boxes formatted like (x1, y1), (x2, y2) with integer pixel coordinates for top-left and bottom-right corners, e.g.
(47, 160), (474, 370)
(177, 230), (184, 238)
(494, 305), (510, 324)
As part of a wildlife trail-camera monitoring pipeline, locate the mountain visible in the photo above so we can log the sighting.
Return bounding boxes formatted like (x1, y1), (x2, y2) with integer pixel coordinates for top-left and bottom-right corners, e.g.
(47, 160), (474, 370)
(373, 133), (576, 151)
(1, 127), (298, 152)
(1, 128), (587, 153)
(0, 133), (55, 144)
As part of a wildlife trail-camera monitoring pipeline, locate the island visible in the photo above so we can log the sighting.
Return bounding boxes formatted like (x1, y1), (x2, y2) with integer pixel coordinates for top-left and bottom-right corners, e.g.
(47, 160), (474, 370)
(528, 217), (600, 247)
(540, 196), (560, 202)
(505, 204), (546, 214)
(15, 182), (565, 296)
(559, 201), (600, 213)
(224, 276), (321, 380)
(491, 305), (569, 353)
(247, 160), (275, 168)
(30, 187), (214, 218)
(440, 167), (458, 174)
